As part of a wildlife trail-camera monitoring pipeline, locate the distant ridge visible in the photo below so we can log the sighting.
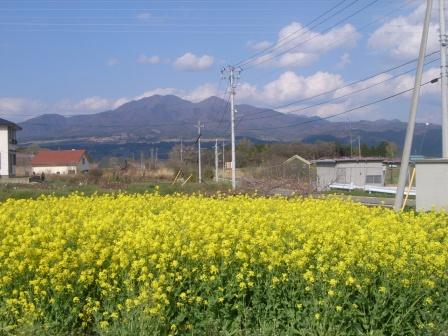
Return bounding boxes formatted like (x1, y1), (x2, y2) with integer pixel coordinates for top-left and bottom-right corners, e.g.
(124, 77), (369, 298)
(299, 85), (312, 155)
(18, 94), (443, 156)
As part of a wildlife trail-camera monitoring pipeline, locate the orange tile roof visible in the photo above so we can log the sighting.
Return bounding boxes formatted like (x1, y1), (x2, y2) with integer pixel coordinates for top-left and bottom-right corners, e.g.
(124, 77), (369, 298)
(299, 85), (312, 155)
(31, 150), (86, 166)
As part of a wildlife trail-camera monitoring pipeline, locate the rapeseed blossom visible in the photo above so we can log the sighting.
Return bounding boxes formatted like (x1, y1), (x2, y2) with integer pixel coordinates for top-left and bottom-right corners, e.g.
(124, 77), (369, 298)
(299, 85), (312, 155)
(0, 193), (447, 334)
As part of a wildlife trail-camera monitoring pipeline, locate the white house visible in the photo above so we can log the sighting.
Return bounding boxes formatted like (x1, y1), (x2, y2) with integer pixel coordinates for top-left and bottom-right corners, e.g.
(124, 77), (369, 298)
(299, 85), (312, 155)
(31, 149), (90, 175)
(314, 157), (385, 191)
(0, 118), (21, 177)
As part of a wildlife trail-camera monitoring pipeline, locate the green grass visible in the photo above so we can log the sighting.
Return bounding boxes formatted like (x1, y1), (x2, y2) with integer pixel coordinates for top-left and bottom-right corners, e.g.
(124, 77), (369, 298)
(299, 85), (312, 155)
(0, 180), (231, 202)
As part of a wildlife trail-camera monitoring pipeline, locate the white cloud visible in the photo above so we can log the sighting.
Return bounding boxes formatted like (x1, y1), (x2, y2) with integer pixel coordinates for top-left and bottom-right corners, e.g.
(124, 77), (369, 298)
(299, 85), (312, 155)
(73, 97), (112, 111)
(276, 52), (316, 67)
(248, 22), (360, 68)
(246, 40), (272, 51)
(106, 57), (119, 67)
(134, 85), (220, 103)
(183, 83), (220, 102)
(135, 88), (179, 101)
(174, 52), (214, 71)
(337, 53), (351, 69)
(314, 102), (350, 118)
(3, 65), (442, 122)
(0, 98), (44, 119)
(112, 97), (130, 109)
(53, 96), (114, 115)
(137, 12), (152, 21)
(368, 3), (439, 59)
(334, 67), (440, 100)
(260, 71), (345, 104)
(137, 54), (161, 64)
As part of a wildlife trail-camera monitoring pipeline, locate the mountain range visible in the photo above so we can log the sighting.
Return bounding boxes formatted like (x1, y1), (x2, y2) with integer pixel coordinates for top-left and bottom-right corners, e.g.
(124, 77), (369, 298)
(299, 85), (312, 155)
(18, 95), (442, 157)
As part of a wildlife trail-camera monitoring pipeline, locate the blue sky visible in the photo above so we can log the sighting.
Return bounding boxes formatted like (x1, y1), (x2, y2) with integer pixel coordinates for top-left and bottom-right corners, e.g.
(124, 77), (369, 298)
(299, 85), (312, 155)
(0, 0), (444, 124)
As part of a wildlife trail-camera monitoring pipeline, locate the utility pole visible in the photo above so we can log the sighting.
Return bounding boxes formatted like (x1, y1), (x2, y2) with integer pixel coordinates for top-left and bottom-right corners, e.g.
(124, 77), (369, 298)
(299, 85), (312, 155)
(155, 147), (158, 167)
(222, 65), (242, 190)
(214, 139), (219, 182)
(180, 138), (183, 163)
(440, 0), (448, 157)
(195, 120), (204, 183)
(222, 140), (225, 177)
(150, 147), (154, 167)
(348, 117), (353, 157)
(140, 151), (144, 175)
(394, 0), (433, 211)
(358, 136), (361, 158)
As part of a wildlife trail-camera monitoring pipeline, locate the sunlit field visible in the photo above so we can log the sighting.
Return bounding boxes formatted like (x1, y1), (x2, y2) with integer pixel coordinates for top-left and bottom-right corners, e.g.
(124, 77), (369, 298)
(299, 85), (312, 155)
(1, 192), (447, 335)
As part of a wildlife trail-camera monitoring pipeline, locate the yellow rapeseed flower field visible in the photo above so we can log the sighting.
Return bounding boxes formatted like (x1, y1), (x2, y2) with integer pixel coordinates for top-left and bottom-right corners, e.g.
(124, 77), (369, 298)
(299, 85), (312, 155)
(1, 192), (447, 335)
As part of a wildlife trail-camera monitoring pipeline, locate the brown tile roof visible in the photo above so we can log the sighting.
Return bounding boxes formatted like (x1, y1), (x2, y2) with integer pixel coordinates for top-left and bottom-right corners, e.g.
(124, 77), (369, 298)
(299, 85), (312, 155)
(31, 150), (86, 166)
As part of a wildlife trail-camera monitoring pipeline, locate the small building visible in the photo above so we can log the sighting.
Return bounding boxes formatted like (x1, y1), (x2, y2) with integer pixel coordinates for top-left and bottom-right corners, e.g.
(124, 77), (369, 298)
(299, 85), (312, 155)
(31, 149), (90, 175)
(0, 118), (21, 177)
(415, 159), (448, 211)
(314, 157), (385, 191)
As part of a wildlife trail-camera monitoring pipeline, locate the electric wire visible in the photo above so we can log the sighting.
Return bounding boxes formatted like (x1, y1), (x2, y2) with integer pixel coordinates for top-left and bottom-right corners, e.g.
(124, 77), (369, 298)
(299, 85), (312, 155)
(242, 0), (380, 70)
(240, 56), (440, 122)
(242, 0), (418, 84)
(241, 78), (439, 132)
(241, 50), (440, 122)
(234, 0), (350, 68)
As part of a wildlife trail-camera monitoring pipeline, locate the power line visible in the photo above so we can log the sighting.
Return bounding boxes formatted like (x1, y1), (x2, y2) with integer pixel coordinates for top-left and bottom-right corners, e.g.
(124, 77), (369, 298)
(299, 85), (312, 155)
(221, 66), (242, 189)
(274, 50), (439, 110)
(212, 94), (231, 133)
(241, 0), (417, 84)
(2, 0), (339, 3)
(0, 8), (316, 12)
(242, 0), (380, 70)
(0, 22), (292, 27)
(234, 0), (350, 68)
(0, 28), (276, 34)
(237, 51), (439, 122)
(241, 78), (439, 132)
(240, 56), (440, 122)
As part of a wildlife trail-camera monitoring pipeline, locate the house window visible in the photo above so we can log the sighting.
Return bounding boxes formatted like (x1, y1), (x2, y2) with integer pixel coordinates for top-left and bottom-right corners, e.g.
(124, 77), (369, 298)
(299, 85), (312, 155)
(82, 158), (86, 165)
(366, 175), (382, 184)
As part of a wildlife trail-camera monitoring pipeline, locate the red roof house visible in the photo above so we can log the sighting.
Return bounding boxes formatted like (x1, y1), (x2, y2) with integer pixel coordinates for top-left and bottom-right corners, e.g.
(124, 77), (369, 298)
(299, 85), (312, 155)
(31, 149), (90, 175)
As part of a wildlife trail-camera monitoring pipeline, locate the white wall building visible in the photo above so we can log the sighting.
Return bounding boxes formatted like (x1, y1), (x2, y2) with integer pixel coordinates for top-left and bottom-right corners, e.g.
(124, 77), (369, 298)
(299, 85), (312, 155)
(415, 159), (448, 211)
(31, 149), (90, 175)
(314, 158), (385, 191)
(0, 118), (21, 177)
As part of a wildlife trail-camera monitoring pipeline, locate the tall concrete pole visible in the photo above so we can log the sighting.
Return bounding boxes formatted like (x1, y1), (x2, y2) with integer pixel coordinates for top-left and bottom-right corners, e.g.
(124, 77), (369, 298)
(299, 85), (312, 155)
(222, 66), (241, 190)
(180, 138), (183, 163)
(358, 136), (361, 158)
(140, 151), (144, 175)
(214, 139), (219, 182)
(394, 0), (434, 211)
(196, 120), (204, 183)
(222, 140), (225, 177)
(440, 0), (448, 157)
(150, 147), (154, 166)
(229, 67), (237, 190)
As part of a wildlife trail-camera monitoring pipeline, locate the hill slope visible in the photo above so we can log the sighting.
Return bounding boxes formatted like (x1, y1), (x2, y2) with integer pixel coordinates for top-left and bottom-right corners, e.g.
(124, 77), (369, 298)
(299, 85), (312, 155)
(18, 95), (442, 156)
